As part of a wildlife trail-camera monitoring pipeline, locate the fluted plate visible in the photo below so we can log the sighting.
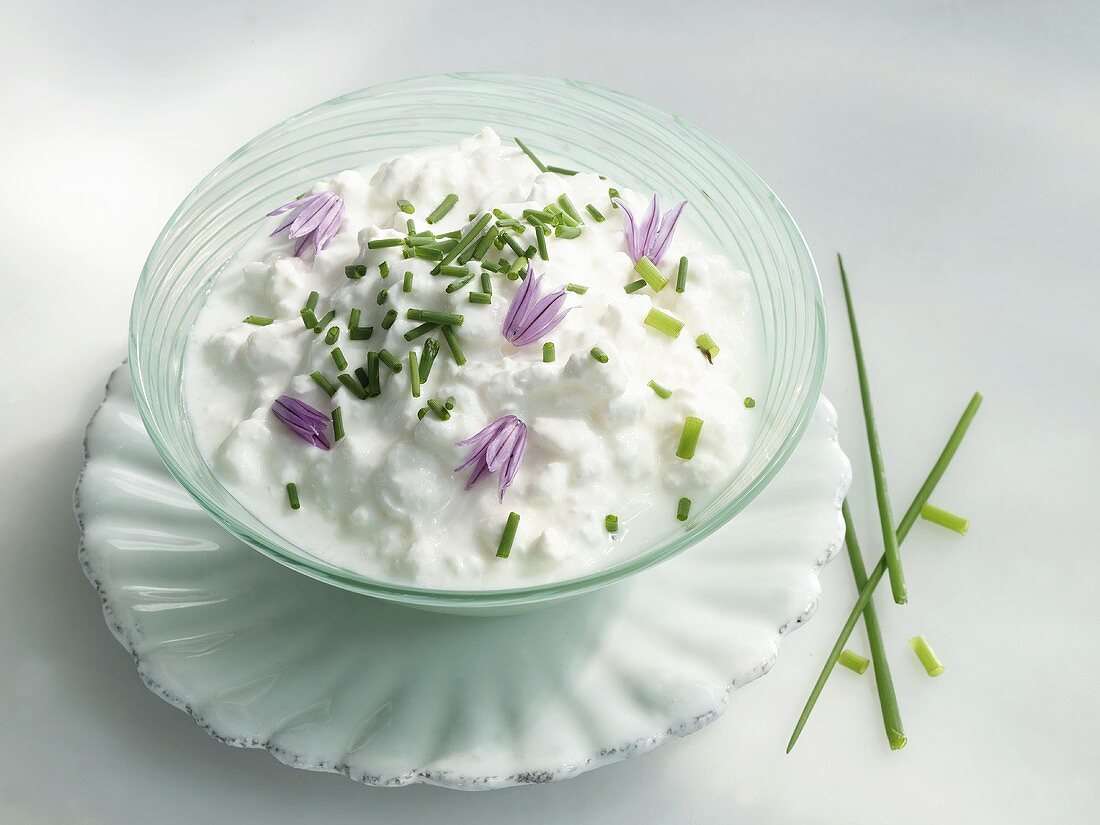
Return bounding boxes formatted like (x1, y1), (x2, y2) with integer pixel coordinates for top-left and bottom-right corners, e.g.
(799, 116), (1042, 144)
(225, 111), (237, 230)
(76, 366), (850, 789)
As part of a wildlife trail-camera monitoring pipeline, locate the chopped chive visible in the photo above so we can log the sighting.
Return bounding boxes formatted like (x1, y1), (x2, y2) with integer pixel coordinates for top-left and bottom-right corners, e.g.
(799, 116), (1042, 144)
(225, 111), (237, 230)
(349, 326), (373, 341)
(590, 347), (609, 363)
(381, 309), (398, 330)
(543, 342), (556, 363)
(305, 291), (320, 311)
(408, 351), (421, 398)
(364, 352), (381, 397)
(523, 208), (555, 225)
(605, 514), (619, 533)
(397, 199), (415, 214)
(402, 271), (414, 293)
(410, 246), (445, 261)
(554, 225), (582, 239)
(585, 204), (606, 222)
(337, 372), (367, 400)
(426, 399), (450, 420)
(419, 338), (440, 380)
(501, 232), (526, 257)
(310, 371), (337, 397)
(675, 416), (704, 459)
(838, 649), (870, 675)
(378, 348), (402, 374)
(920, 503), (969, 534)
(624, 279), (647, 294)
(644, 308), (684, 338)
(437, 230), (462, 240)
(345, 264), (367, 279)
(676, 257), (689, 293)
(314, 309), (336, 332)
(331, 407), (344, 441)
(300, 308), (319, 328)
(417, 407), (427, 420)
(634, 256), (669, 292)
(492, 208), (515, 221)
(404, 321), (439, 341)
(480, 272), (493, 294)
(531, 225), (549, 261)
(696, 333), (719, 362)
(468, 291), (492, 304)
(547, 165), (578, 176)
(437, 213), (493, 269)
(404, 234), (438, 247)
(439, 264), (470, 277)
(506, 256), (527, 279)
(286, 483), (300, 510)
(244, 315), (273, 326)
(524, 243), (538, 258)
(566, 283), (588, 295)
(677, 497), (691, 521)
(608, 187), (621, 204)
(557, 194), (584, 224)
(321, 323), (338, 344)
(496, 511), (521, 558)
(481, 260), (501, 273)
(909, 636), (945, 677)
(406, 219), (416, 233)
(349, 308), (361, 328)
(441, 325), (466, 365)
(648, 380), (672, 399)
(376, 289), (389, 306)
(379, 261), (390, 279)
(367, 237), (403, 249)
(472, 226), (499, 260)
(514, 137), (548, 172)
(839, 254), (906, 604)
(446, 273), (476, 293)
(744, 396), (756, 408)
(406, 308), (464, 327)
(330, 347), (348, 371)
(445, 395), (456, 410)
(425, 193), (459, 225)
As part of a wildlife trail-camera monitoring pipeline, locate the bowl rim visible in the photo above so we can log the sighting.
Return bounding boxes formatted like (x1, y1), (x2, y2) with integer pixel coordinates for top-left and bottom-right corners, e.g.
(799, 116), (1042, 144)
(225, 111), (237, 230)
(130, 71), (826, 608)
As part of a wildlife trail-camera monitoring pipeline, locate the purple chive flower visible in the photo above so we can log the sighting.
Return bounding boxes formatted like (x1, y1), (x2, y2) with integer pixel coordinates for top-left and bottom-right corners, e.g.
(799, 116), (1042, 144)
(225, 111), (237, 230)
(502, 264), (571, 347)
(612, 194), (688, 265)
(455, 415), (528, 501)
(272, 395), (331, 450)
(267, 190), (346, 257)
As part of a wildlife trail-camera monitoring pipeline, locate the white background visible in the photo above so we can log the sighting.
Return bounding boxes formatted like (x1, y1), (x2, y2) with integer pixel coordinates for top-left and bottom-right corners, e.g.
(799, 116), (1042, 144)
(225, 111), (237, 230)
(2, 1), (1098, 822)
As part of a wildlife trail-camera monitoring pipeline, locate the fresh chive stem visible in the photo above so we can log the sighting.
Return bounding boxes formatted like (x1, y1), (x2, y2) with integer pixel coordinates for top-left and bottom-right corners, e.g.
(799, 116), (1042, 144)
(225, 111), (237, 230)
(367, 237), (403, 249)
(305, 291), (319, 311)
(480, 272), (493, 294)
(445, 273), (476, 293)
(472, 226), (499, 260)
(744, 396), (756, 408)
(301, 308), (318, 329)
(445, 395), (455, 410)
(647, 379), (672, 399)
(909, 636), (946, 677)
(675, 417), (704, 459)
(244, 315), (273, 326)
(325, 326), (340, 345)
(404, 322), (439, 341)
(286, 483), (300, 510)
(514, 137), (548, 172)
(380, 309), (398, 330)
(331, 407), (344, 441)
(920, 503), (969, 535)
(337, 372), (368, 400)
(676, 257), (689, 293)
(557, 194), (584, 224)
(403, 271), (414, 293)
(425, 194), (459, 225)
(379, 261), (390, 279)
(542, 342), (556, 363)
(838, 649), (870, 675)
(441, 325), (466, 365)
(378, 348), (402, 374)
(501, 232), (526, 257)
(345, 264), (366, 279)
(330, 347), (348, 371)
(427, 399), (450, 420)
(586, 204), (606, 222)
(407, 309), (464, 327)
(696, 332), (719, 362)
(635, 256), (669, 292)
(365, 352), (381, 397)
(419, 338), (440, 381)
(437, 213), (493, 269)
(408, 351), (421, 397)
(644, 308), (684, 338)
(376, 289), (388, 306)
(555, 225), (582, 240)
(310, 371), (337, 397)
(676, 497), (691, 521)
(624, 279), (647, 294)
(497, 511), (521, 558)
(314, 310), (335, 332)
(535, 224), (549, 260)
(468, 292), (492, 304)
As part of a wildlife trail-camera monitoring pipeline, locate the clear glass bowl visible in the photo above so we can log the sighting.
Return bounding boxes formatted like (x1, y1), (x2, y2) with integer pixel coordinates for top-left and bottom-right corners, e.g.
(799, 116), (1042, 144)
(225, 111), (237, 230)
(130, 72), (826, 612)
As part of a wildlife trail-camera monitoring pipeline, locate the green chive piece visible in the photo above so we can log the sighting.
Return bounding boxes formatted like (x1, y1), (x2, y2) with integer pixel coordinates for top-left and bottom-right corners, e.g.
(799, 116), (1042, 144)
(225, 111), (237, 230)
(286, 483), (300, 510)
(472, 226), (499, 260)
(676, 257), (689, 293)
(839, 254), (906, 605)
(585, 204), (606, 222)
(381, 309), (398, 330)
(345, 264), (367, 279)
(523, 208), (554, 225)
(427, 399), (450, 421)
(644, 308), (684, 338)
(323, 325), (338, 345)
(514, 137), (548, 172)
(446, 273), (476, 294)
(436, 231), (462, 240)
(367, 237), (403, 249)
(696, 332), (719, 362)
(332, 407), (344, 441)
(547, 165), (578, 176)
(310, 371), (337, 397)
(555, 225), (582, 240)
(379, 261), (390, 279)
(676, 497), (691, 521)
(605, 514), (619, 533)
(535, 225), (549, 260)
(376, 289), (389, 306)
(468, 291), (492, 305)
(786, 392), (983, 753)
(378, 348), (402, 374)
(480, 272), (493, 295)
(624, 279), (647, 294)
(920, 503), (969, 535)
(406, 308), (464, 327)
(492, 208), (515, 221)
(406, 218), (416, 234)
(445, 395), (456, 410)
(364, 352), (381, 397)
(442, 325), (466, 365)
(408, 351), (421, 398)
(411, 245), (445, 261)
(397, 199), (415, 214)
(543, 342), (556, 363)
(909, 636), (945, 677)
(404, 322), (439, 341)
(417, 407), (427, 420)
(497, 511), (521, 558)
(402, 271), (414, 293)
(635, 256), (669, 292)
(590, 347), (609, 364)
(419, 338), (440, 381)
(300, 308), (319, 329)
(337, 372), (367, 400)
(648, 380), (672, 399)
(481, 260), (501, 273)
(839, 649), (870, 675)
(557, 194), (584, 224)
(501, 232), (526, 257)
(506, 256), (527, 279)
(244, 315), (273, 326)
(404, 235), (438, 247)
(675, 417), (704, 459)
(608, 187), (620, 205)
(566, 283), (588, 295)
(349, 326), (373, 341)
(439, 264), (470, 277)
(305, 291), (320, 311)
(314, 309), (336, 332)
(425, 193), (459, 225)
(437, 213), (493, 269)
(349, 308), (361, 328)
(744, 396), (756, 408)
(330, 347), (348, 371)
(523, 244), (538, 259)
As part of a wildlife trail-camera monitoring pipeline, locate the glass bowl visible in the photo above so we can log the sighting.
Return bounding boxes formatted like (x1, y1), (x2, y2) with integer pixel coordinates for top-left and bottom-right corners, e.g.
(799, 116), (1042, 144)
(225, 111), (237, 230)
(129, 72), (826, 613)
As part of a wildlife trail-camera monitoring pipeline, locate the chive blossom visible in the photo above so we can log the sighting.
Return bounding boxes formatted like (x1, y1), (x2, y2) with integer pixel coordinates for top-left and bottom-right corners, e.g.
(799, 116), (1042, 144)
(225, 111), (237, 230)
(676, 416), (704, 459)
(644, 308), (684, 338)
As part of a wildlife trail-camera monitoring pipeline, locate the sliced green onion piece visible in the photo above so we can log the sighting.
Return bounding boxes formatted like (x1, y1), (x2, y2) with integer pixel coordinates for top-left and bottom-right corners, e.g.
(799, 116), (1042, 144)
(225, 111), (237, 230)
(557, 194), (584, 224)
(624, 279), (647, 294)
(379, 261), (390, 279)
(676, 257), (689, 293)
(397, 199), (415, 214)
(566, 283), (588, 295)
(330, 347), (348, 371)
(676, 497), (691, 521)
(468, 292), (492, 305)
(411, 246), (444, 261)
(523, 208), (554, 225)
(380, 309), (398, 330)
(417, 407), (427, 420)
(425, 193), (459, 225)
(337, 372), (367, 400)
(675, 416), (704, 459)
(408, 351), (421, 398)
(644, 308), (684, 338)
(244, 315), (273, 326)
(920, 503), (969, 535)
(506, 256), (527, 279)
(404, 234), (438, 247)
(543, 342), (556, 363)
(440, 326), (464, 366)
(407, 309), (464, 327)
(648, 380), (672, 399)
(696, 332), (719, 362)
(497, 511), (521, 558)
(402, 271), (413, 293)
(378, 348), (402, 374)
(349, 326), (373, 341)
(310, 371), (337, 397)
(332, 407), (344, 441)
(514, 137), (547, 172)
(404, 322), (439, 341)
(839, 649), (870, 675)
(586, 204), (606, 222)
(345, 264), (366, 279)
(605, 514), (619, 533)
(909, 636), (945, 677)
(445, 395), (456, 410)
(286, 482), (300, 510)
(426, 399), (450, 421)
(590, 347), (609, 363)
(367, 237), (403, 249)
(634, 256), (669, 292)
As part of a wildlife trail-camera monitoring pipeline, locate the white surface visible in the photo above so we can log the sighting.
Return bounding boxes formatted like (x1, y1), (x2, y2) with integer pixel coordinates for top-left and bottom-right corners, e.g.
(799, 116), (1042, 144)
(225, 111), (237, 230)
(1, 1), (1097, 823)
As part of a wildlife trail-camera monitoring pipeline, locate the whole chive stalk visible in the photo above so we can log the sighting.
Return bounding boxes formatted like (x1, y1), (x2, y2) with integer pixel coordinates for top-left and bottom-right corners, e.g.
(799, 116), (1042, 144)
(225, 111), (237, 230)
(647, 379), (672, 399)
(514, 137), (547, 172)
(244, 315), (273, 326)
(838, 649), (870, 675)
(909, 636), (945, 677)
(555, 226), (582, 240)
(744, 396), (756, 408)
(605, 514), (619, 533)
(286, 482), (300, 510)
(419, 338), (440, 381)
(496, 512), (521, 558)
(557, 194), (584, 224)
(337, 372), (368, 400)
(345, 264), (367, 279)
(397, 199), (415, 214)
(380, 309), (398, 330)
(437, 213), (493, 269)
(427, 399), (450, 421)
(403, 271), (414, 293)
(469, 292), (492, 305)
(300, 308), (319, 329)
(367, 237), (403, 249)
(445, 274), (476, 294)
(480, 272), (493, 295)
(325, 326), (340, 345)
(376, 289), (389, 306)
(590, 347), (609, 363)
(644, 308), (684, 339)
(920, 503), (969, 535)
(364, 352), (381, 397)
(566, 283), (588, 295)
(786, 392), (983, 753)
(839, 253), (905, 604)
(331, 347), (348, 371)
(407, 309), (464, 327)
(676, 257), (689, 293)
(676, 497), (691, 521)
(314, 309), (335, 333)
(696, 332), (719, 362)
(404, 322), (439, 341)
(634, 256), (669, 292)
(331, 407), (344, 441)
(310, 371), (337, 397)
(472, 226), (499, 260)
(425, 193), (459, 225)
(624, 279), (647, 294)
(408, 351), (421, 397)
(675, 416), (704, 459)
(378, 348), (402, 374)
(535, 224), (549, 260)
(586, 204), (606, 222)
(441, 325), (466, 365)
(305, 291), (320, 311)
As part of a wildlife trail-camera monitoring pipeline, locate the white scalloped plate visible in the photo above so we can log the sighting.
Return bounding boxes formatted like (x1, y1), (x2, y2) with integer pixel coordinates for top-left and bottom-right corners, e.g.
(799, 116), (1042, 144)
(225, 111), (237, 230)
(75, 366), (850, 789)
